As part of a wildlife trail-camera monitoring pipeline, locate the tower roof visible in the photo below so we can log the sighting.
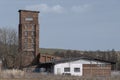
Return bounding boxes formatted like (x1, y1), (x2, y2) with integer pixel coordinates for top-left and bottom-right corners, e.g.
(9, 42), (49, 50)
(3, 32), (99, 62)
(18, 10), (40, 13)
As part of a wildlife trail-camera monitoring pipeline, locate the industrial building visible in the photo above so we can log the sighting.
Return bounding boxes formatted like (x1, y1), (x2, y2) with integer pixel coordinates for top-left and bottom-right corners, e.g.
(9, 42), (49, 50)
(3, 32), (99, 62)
(18, 10), (114, 76)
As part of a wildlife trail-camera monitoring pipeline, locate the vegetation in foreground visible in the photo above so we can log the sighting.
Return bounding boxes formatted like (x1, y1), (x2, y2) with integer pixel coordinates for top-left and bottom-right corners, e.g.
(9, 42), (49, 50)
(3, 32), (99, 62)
(0, 69), (120, 80)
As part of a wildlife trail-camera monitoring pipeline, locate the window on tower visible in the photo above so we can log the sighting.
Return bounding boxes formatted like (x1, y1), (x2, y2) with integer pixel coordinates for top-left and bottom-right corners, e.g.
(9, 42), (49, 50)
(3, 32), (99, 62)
(25, 17), (33, 21)
(31, 44), (35, 49)
(31, 24), (35, 31)
(31, 38), (34, 43)
(24, 24), (27, 30)
(31, 31), (35, 37)
(24, 43), (28, 49)
(24, 38), (27, 43)
(24, 31), (28, 37)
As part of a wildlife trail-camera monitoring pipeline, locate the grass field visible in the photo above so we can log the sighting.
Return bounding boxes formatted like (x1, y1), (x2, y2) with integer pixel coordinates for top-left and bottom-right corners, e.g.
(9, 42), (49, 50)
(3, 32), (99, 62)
(0, 74), (120, 80)
(0, 70), (120, 80)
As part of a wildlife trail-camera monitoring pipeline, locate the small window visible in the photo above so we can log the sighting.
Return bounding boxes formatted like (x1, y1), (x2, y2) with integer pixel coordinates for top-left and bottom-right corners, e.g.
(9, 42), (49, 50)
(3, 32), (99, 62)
(24, 38), (27, 43)
(24, 25), (27, 30)
(64, 67), (70, 72)
(24, 43), (28, 49)
(24, 31), (28, 36)
(31, 44), (34, 49)
(25, 17), (33, 21)
(31, 24), (35, 30)
(31, 38), (34, 43)
(31, 31), (35, 36)
(74, 68), (80, 72)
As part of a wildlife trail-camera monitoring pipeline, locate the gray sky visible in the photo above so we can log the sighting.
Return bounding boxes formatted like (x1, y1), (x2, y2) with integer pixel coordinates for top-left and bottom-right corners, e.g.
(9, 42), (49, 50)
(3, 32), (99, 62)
(0, 0), (120, 51)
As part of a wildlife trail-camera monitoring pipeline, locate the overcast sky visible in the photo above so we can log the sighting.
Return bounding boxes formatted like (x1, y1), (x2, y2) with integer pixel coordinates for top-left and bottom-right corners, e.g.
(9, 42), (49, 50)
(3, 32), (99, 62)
(0, 0), (120, 51)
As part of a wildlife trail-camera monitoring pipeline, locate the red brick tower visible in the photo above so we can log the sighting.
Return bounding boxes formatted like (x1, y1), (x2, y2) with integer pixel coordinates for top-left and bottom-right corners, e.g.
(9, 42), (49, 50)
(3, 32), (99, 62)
(18, 10), (40, 66)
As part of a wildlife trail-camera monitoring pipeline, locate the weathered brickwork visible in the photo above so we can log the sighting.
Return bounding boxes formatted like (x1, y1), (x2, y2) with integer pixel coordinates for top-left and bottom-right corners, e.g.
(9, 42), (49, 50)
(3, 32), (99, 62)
(40, 54), (61, 63)
(18, 10), (40, 66)
(83, 64), (111, 76)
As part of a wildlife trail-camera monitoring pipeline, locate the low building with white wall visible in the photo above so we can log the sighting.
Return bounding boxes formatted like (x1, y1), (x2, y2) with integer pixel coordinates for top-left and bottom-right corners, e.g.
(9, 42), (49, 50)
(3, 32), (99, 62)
(39, 57), (115, 76)
(54, 62), (82, 76)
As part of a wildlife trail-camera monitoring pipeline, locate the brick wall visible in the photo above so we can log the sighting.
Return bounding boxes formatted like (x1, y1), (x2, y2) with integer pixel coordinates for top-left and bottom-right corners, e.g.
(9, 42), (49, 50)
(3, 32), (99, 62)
(39, 54), (61, 63)
(18, 10), (39, 67)
(83, 64), (111, 76)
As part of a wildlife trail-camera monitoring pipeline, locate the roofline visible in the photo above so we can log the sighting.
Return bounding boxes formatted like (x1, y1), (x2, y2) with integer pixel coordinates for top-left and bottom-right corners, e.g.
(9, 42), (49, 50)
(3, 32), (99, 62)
(41, 57), (116, 64)
(83, 57), (116, 64)
(18, 10), (40, 13)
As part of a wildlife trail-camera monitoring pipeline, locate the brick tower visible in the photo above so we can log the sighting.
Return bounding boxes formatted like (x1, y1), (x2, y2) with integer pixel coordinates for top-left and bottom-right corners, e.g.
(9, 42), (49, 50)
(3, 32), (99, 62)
(18, 10), (40, 66)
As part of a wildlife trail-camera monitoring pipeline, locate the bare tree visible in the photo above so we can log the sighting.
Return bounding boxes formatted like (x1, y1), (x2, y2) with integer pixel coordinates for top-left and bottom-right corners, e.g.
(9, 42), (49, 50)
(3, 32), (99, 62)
(0, 27), (18, 68)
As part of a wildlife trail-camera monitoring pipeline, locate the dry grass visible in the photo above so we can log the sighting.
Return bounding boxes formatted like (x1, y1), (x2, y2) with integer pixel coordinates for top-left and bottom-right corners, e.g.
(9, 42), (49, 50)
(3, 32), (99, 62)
(0, 69), (24, 78)
(0, 70), (120, 80)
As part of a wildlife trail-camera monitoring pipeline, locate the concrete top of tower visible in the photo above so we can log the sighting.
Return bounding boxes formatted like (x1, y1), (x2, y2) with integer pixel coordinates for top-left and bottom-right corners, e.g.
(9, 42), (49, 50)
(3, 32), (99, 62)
(18, 10), (40, 13)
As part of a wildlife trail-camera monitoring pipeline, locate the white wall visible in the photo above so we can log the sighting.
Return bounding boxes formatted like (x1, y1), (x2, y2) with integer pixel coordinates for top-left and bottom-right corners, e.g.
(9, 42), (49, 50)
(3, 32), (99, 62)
(54, 59), (109, 76)
(54, 62), (83, 76)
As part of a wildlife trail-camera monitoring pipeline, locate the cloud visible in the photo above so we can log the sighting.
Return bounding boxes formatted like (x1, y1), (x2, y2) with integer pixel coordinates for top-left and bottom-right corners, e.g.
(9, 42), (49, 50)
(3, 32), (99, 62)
(25, 4), (92, 14)
(71, 4), (91, 13)
(25, 4), (65, 14)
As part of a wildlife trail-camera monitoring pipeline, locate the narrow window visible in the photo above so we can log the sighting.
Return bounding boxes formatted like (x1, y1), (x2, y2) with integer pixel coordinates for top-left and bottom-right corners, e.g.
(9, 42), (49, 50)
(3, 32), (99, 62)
(24, 25), (27, 30)
(31, 38), (34, 43)
(24, 31), (28, 36)
(24, 43), (27, 49)
(31, 31), (35, 37)
(64, 67), (70, 72)
(74, 68), (80, 72)
(31, 44), (34, 49)
(24, 38), (27, 43)
(31, 24), (35, 30)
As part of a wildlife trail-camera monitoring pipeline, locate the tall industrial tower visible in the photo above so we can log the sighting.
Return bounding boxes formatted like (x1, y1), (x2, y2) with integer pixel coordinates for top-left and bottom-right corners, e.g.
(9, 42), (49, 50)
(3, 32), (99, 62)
(18, 10), (40, 66)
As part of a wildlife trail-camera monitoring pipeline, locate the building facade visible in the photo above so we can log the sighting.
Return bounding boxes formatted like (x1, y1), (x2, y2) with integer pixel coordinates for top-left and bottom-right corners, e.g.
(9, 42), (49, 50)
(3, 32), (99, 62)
(53, 58), (112, 76)
(40, 54), (61, 63)
(18, 10), (40, 66)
